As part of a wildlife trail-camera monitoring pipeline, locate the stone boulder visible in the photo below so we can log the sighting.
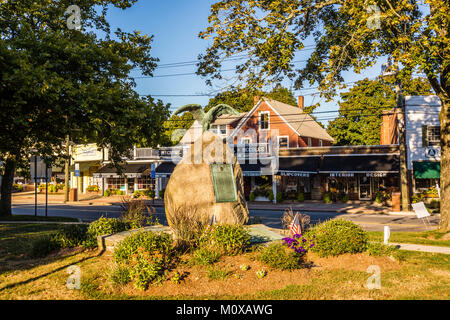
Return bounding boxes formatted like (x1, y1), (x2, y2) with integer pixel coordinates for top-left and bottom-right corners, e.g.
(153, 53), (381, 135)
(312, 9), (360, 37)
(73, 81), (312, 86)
(164, 131), (249, 229)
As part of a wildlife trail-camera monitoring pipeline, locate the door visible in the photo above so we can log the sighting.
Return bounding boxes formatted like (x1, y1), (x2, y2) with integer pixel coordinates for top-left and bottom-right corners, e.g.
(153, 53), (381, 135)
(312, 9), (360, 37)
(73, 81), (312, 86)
(359, 175), (371, 200)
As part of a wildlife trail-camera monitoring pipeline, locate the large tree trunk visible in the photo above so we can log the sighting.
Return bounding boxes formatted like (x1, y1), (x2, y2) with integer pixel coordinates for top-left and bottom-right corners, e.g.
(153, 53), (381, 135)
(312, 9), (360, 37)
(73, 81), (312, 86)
(439, 97), (450, 230)
(0, 157), (16, 217)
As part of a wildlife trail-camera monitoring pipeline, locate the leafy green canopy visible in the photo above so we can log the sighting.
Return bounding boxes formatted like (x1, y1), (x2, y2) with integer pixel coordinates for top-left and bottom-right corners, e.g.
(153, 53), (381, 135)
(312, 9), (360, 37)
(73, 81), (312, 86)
(0, 0), (170, 165)
(327, 77), (432, 145)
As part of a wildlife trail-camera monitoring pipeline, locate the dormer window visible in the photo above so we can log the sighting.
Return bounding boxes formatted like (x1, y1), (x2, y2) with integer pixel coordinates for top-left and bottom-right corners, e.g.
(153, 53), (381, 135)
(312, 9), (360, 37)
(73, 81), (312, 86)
(259, 111), (270, 130)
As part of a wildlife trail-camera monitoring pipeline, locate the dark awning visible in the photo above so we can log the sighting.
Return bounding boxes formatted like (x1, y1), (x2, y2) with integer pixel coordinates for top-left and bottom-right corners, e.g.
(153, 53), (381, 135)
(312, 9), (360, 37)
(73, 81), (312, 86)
(93, 163), (150, 178)
(413, 161), (440, 179)
(319, 154), (399, 174)
(155, 162), (176, 177)
(277, 156), (321, 176)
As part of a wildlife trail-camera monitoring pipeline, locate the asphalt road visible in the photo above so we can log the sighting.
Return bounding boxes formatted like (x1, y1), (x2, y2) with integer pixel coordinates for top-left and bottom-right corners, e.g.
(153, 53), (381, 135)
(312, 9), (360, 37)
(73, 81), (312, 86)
(10, 203), (440, 232)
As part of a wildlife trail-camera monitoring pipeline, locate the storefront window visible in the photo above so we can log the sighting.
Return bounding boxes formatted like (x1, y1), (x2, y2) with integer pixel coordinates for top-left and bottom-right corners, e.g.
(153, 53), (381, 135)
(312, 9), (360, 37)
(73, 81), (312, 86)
(137, 175), (154, 190)
(106, 177), (125, 190)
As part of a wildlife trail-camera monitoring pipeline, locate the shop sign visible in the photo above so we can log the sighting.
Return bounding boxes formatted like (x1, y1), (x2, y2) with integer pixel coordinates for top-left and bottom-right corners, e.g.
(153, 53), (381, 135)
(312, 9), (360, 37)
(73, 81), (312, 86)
(330, 172), (354, 177)
(366, 172), (387, 177)
(279, 171), (310, 177)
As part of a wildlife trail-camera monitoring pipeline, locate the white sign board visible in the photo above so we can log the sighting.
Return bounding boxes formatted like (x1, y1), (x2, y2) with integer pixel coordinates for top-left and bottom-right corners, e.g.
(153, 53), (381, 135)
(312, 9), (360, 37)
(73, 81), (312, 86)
(30, 156), (51, 183)
(412, 202), (430, 219)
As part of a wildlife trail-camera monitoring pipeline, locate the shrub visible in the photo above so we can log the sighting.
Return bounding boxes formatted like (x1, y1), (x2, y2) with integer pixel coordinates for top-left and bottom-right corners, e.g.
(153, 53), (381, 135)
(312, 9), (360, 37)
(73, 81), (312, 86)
(114, 189), (125, 196)
(308, 219), (368, 257)
(29, 235), (60, 258)
(323, 192), (332, 203)
(207, 267), (231, 280)
(257, 243), (304, 270)
(201, 224), (250, 255)
(12, 184), (23, 192)
(189, 247), (220, 266)
(375, 192), (383, 204)
(275, 192), (283, 203)
(144, 189), (154, 198)
(341, 194), (349, 203)
(120, 199), (158, 229)
(297, 193), (304, 202)
(84, 217), (130, 248)
(114, 231), (173, 264)
(113, 231), (174, 290)
(159, 188), (165, 199)
(104, 189), (112, 197)
(365, 242), (399, 257)
(86, 185), (99, 192)
(110, 264), (132, 286)
(130, 247), (167, 290)
(268, 191), (274, 202)
(133, 190), (144, 198)
(54, 224), (89, 248)
(249, 192), (256, 202)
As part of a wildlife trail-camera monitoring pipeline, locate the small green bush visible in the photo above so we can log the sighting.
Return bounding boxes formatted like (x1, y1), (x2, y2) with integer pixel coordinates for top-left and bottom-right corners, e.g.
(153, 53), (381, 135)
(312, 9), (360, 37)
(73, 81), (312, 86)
(375, 192), (383, 204)
(207, 267), (231, 280)
(297, 193), (304, 202)
(257, 243), (303, 270)
(86, 185), (99, 192)
(55, 224), (89, 248)
(249, 192), (256, 202)
(84, 217), (130, 248)
(144, 189), (154, 198)
(268, 191), (274, 202)
(114, 231), (173, 263)
(323, 192), (332, 203)
(158, 188), (165, 199)
(201, 224), (250, 256)
(12, 184), (23, 192)
(190, 247), (220, 266)
(29, 235), (60, 258)
(110, 264), (132, 286)
(341, 194), (349, 203)
(120, 199), (158, 229)
(104, 189), (112, 197)
(276, 192), (283, 203)
(308, 219), (368, 257)
(365, 242), (399, 257)
(130, 247), (167, 290)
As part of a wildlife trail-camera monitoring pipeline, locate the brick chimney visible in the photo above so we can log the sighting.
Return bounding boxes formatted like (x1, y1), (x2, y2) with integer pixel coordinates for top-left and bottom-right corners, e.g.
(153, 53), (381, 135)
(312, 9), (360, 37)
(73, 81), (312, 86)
(298, 96), (304, 112)
(254, 96), (260, 105)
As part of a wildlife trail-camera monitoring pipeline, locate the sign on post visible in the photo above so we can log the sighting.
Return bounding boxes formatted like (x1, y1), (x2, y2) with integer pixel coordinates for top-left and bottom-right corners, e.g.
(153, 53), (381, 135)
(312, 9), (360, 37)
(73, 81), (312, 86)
(151, 163), (156, 179)
(74, 163), (80, 177)
(30, 156), (52, 183)
(411, 202), (430, 219)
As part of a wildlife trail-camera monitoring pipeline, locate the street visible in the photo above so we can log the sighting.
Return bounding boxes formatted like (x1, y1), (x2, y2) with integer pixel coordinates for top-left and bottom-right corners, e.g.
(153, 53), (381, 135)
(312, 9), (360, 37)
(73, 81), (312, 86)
(11, 203), (440, 232)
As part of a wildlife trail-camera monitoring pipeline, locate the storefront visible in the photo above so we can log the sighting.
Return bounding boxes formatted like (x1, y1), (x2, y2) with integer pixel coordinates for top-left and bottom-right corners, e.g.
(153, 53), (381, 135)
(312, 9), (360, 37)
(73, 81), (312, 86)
(93, 163), (155, 195)
(412, 161), (440, 191)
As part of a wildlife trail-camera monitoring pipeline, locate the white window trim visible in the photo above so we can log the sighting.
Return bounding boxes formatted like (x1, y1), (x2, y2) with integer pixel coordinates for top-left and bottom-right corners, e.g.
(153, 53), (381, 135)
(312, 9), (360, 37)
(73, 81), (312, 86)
(218, 124), (227, 136)
(259, 111), (270, 131)
(277, 136), (289, 149)
(241, 137), (252, 144)
(319, 139), (323, 147)
(307, 137), (312, 147)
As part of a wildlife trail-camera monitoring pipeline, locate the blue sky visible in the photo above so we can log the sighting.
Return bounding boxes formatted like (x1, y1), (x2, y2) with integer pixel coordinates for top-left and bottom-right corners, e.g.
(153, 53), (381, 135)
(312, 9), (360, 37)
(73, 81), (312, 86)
(105, 0), (386, 126)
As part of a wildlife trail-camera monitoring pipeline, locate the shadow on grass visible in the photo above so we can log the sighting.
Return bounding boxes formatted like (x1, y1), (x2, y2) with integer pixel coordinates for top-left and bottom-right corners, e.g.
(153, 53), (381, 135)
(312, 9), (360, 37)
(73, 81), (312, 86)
(0, 247), (105, 292)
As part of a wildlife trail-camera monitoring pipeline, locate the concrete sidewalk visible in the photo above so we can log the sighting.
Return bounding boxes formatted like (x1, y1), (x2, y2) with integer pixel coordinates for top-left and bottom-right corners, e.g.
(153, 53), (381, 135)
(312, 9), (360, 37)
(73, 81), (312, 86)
(389, 242), (450, 255)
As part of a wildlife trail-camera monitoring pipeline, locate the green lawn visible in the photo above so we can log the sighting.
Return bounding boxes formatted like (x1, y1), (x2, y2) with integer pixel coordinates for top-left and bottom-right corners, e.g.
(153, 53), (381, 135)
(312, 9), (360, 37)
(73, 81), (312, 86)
(0, 223), (61, 263)
(0, 215), (78, 222)
(0, 224), (449, 300)
(368, 230), (450, 247)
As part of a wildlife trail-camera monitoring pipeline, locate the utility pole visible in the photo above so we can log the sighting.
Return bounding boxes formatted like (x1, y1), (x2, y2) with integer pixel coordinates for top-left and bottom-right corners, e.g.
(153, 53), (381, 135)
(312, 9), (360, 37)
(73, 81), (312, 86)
(396, 82), (410, 211)
(64, 135), (70, 203)
(381, 58), (410, 211)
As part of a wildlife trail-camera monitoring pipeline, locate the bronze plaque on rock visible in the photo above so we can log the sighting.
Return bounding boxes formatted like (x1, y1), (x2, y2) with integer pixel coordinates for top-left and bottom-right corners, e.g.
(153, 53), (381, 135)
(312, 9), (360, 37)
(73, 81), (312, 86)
(210, 163), (238, 202)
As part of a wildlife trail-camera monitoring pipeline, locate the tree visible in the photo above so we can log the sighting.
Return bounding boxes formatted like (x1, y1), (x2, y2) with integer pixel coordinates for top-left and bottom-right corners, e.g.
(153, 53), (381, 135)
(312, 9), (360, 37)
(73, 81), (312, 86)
(198, 0), (449, 230)
(0, 1), (170, 216)
(328, 77), (432, 145)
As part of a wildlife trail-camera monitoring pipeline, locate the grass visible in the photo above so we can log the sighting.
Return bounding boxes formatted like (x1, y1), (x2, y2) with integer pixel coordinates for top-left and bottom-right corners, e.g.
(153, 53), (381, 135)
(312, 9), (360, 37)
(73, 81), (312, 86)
(367, 230), (450, 247)
(0, 223), (449, 300)
(0, 215), (78, 222)
(0, 223), (61, 263)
